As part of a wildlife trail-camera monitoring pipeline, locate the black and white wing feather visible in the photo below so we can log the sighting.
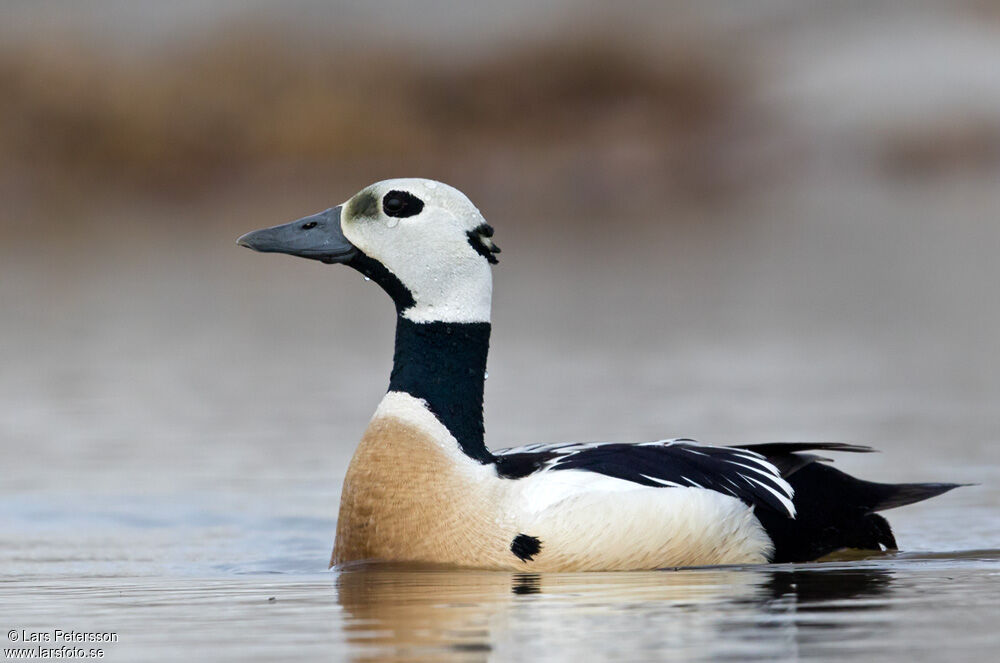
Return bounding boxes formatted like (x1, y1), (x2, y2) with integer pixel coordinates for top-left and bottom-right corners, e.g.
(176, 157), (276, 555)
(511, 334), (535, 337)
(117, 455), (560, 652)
(494, 439), (797, 518)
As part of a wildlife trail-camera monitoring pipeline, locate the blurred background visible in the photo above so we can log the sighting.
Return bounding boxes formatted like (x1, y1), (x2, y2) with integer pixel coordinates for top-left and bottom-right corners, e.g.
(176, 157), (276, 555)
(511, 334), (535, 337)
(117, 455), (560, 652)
(1, 0), (999, 578)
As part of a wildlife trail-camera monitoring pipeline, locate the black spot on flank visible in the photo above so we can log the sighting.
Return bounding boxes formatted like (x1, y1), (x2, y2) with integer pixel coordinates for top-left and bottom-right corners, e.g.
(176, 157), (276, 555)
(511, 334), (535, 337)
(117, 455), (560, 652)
(383, 190), (424, 218)
(511, 534), (542, 562)
(467, 223), (501, 264)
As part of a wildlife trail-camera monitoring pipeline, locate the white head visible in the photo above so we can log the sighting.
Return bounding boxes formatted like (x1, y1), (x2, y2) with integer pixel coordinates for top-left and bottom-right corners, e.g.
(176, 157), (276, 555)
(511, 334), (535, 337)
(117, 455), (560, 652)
(237, 178), (500, 323)
(342, 179), (498, 323)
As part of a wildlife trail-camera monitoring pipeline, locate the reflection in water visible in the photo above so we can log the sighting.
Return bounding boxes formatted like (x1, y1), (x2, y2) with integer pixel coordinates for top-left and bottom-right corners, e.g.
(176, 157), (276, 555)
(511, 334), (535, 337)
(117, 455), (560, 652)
(511, 574), (542, 595)
(739, 566), (894, 660)
(762, 566), (892, 606)
(335, 562), (894, 662)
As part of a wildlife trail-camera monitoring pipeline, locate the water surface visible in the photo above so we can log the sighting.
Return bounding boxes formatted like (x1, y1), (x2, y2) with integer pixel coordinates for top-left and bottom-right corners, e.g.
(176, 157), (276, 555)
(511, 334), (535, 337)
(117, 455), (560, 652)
(2, 181), (998, 660)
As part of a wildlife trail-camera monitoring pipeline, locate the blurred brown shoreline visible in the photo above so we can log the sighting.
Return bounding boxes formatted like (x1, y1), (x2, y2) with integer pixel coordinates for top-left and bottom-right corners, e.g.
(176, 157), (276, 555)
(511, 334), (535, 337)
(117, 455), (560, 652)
(0, 27), (755, 231)
(2, 3), (999, 240)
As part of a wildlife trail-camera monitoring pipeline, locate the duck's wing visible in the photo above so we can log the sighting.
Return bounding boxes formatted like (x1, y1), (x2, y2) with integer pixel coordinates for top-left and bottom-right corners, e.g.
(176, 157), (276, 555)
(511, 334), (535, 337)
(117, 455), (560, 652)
(732, 442), (875, 477)
(494, 439), (797, 518)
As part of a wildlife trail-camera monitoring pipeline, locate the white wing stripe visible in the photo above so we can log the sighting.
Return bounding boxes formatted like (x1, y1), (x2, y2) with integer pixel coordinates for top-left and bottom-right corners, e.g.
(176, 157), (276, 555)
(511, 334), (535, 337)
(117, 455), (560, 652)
(728, 461), (795, 497)
(725, 460), (784, 483)
(742, 474), (797, 518)
(680, 475), (704, 489)
(640, 474), (683, 488)
(729, 452), (780, 471)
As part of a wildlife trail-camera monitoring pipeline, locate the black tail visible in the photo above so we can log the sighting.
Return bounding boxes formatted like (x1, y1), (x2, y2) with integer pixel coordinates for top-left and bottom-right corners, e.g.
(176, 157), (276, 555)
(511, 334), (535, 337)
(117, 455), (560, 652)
(738, 444), (964, 563)
(863, 481), (963, 512)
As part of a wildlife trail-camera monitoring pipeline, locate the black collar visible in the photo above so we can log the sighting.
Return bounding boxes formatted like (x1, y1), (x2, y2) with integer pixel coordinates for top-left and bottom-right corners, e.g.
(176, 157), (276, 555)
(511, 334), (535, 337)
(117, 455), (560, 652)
(349, 251), (493, 463)
(388, 318), (493, 464)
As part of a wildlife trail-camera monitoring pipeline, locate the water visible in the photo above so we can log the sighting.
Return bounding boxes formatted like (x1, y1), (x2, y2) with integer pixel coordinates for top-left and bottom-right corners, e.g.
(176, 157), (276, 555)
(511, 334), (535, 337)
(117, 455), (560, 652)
(4, 555), (999, 661)
(2, 178), (999, 660)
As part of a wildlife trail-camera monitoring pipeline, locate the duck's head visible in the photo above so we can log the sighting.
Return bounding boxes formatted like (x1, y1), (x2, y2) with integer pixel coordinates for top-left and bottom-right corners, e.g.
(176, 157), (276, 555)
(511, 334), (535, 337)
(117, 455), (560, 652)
(238, 178), (500, 323)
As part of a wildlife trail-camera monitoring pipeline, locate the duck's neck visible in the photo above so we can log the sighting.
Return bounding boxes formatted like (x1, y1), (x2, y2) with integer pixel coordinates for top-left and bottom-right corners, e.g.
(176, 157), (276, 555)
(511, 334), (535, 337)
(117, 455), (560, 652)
(388, 316), (493, 464)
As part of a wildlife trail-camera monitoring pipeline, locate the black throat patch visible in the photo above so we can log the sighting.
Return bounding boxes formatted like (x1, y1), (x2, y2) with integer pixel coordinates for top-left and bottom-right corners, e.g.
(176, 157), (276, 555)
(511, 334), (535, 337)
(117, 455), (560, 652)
(389, 318), (494, 464)
(348, 252), (416, 314)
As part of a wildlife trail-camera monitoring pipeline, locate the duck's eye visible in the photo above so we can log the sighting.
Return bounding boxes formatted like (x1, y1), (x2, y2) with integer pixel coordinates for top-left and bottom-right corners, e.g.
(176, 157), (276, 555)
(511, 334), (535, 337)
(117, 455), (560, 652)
(382, 191), (424, 218)
(302, 221), (318, 230)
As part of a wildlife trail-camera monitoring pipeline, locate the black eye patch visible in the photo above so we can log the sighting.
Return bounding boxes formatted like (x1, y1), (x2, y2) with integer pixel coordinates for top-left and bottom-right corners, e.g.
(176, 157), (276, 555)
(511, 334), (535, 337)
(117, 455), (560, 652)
(382, 191), (424, 218)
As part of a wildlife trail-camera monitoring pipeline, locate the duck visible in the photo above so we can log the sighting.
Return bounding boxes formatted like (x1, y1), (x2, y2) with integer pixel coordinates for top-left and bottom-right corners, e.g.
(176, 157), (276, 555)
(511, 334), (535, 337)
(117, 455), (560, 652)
(237, 178), (960, 571)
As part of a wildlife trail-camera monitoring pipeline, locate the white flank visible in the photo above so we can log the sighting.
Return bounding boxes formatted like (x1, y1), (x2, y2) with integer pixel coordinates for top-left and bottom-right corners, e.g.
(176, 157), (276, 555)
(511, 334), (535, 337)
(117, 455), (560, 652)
(505, 470), (774, 568)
